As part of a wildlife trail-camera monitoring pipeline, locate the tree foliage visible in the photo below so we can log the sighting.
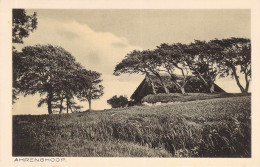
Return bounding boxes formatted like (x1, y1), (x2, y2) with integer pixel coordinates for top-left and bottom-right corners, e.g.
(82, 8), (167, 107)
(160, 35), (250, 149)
(114, 50), (158, 94)
(211, 38), (251, 93)
(183, 40), (221, 93)
(141, 50), (170, 94)
(156, 43), (190, 94)
(12, 47), (21, 103)
(107, 95), (129, 108)
(78, 70), (104, 111)
(12, 9), (38, 103)
(114, 50), (169, 94)
(114, 37), (251, 94)
(15, 44), (88, 114)
(12, 9), (38, 43)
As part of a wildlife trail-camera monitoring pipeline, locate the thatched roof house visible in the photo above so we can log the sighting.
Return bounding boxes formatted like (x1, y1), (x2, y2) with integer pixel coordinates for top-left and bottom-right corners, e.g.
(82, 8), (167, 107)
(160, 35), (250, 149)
(130, 74), (226, 103)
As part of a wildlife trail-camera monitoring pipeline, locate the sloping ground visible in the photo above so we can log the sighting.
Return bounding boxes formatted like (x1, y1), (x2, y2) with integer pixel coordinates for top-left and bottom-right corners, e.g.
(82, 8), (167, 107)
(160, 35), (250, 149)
(141, 93), (250, 104)
(13, 96), (251, 157)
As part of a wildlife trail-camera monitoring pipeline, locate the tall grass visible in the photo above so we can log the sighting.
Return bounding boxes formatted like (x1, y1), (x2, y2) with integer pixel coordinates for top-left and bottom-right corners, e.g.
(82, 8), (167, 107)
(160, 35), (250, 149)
(13, 96), (251, 157)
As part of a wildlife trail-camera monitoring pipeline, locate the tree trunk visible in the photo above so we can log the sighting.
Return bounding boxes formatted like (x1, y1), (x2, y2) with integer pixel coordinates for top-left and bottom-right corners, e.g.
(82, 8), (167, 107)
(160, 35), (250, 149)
(245, 74), (250, 93)
(195, 73), (215, 93)
(88, 100), (92, 111)
(209, 82), (215, 93)
(59, 98), (63, 114)
(47, 91), (53, 114)
(180, 87), (186, 95)
(69, 104), (73, 113)
(232, 67), (246, 93)
(66, 97), (69, 114)
(150, 81), (157, 94)
(146, 75), (157, 94)
(245, 81), (249, 93)
(156, 73), (169, 94)
(197, 75), (208, 86)
(169, 74), (186, 95)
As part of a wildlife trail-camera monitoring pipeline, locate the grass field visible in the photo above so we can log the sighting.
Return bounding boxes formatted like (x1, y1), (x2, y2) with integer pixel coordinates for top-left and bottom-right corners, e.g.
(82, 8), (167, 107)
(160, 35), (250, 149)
(13, 95), (251, 157)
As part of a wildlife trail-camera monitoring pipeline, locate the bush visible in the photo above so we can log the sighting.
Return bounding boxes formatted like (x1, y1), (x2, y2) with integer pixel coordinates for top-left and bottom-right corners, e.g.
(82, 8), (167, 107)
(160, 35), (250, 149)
(107, 95), (129, 108)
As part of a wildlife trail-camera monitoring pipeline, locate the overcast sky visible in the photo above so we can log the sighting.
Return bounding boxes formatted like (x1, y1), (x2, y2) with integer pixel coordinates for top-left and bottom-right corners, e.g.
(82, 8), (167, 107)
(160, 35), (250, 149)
(13, 9), (250, 115)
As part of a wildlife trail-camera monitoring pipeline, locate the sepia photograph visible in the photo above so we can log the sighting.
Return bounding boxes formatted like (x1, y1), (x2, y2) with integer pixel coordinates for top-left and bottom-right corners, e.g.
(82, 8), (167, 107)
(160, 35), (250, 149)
(10, 9), (252, 158)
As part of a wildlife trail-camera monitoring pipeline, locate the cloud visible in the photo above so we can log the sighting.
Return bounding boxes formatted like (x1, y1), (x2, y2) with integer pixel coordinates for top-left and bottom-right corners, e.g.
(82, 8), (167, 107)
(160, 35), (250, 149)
(16, 18), (142, 74)
(111, 41), (128, 48)
(56, 29), (79, 40)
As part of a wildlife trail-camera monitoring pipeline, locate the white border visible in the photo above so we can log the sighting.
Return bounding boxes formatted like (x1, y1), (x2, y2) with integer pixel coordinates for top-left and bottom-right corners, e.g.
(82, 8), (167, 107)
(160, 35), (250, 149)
(1, 0), (260, 166)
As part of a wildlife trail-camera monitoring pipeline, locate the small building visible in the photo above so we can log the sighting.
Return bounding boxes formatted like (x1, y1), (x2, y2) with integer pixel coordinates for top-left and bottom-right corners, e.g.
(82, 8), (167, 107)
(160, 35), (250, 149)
(130, 74), (226, 103)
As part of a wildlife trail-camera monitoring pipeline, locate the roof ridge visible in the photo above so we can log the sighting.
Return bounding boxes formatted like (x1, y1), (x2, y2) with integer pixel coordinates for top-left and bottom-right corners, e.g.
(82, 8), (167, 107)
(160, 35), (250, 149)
(146, 73), (195, 77)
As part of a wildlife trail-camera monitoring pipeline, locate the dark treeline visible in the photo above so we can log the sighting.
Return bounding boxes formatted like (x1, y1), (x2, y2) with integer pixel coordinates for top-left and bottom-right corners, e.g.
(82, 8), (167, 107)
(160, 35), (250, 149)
(12, 9), (104, 114)
(114, 38), (251, 94)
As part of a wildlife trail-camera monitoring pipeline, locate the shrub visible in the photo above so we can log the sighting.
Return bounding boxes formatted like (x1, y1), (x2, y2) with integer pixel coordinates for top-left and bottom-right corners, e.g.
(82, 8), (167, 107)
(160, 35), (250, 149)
(107, 95), (129, 108)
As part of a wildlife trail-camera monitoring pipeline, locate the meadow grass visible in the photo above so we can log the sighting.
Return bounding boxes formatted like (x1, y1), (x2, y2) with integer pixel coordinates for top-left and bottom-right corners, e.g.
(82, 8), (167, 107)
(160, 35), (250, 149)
(13, 95), (251, 157)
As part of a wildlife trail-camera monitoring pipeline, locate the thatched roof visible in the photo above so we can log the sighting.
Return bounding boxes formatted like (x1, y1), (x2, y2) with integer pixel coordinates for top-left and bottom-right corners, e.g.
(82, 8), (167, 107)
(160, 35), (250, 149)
(130, 73), (226, 103)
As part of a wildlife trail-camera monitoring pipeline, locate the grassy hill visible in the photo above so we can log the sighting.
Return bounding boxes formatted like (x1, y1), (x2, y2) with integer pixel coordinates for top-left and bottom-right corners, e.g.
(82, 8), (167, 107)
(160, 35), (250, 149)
(13, 95), (251, 157)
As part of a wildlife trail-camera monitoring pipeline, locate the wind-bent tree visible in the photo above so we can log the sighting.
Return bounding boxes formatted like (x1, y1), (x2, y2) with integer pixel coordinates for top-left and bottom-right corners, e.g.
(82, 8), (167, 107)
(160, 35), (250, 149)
(114, 49), (170, 94)
(16, 44), (81, 114)
(141, 50), (170, 94)
(107, 95), (129, 108)
(156, 43), (190, 94)
(12, 9), (38, 44)
(183, 40), (220, 93)
(79, 70), (104, 111)
(212, 38), (251, 93)
(114, 50), (157, 94)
